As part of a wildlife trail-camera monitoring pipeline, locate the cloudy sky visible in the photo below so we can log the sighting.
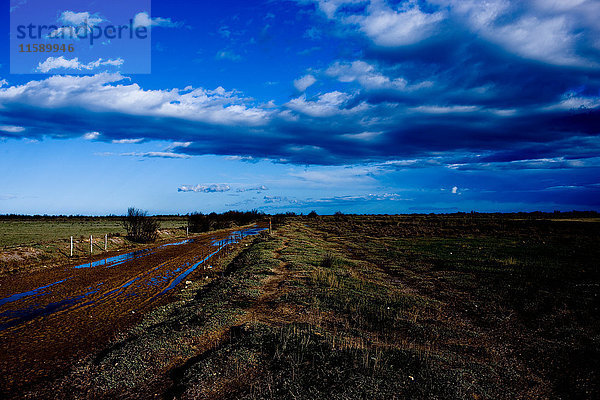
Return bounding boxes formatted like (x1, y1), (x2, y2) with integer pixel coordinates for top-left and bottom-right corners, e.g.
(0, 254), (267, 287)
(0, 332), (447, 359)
(1, 0), (599, 215)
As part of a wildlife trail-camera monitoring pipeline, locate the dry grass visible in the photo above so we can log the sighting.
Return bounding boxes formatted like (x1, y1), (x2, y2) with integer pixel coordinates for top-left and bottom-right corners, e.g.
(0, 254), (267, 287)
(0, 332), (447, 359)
(18, 214), (599, 400)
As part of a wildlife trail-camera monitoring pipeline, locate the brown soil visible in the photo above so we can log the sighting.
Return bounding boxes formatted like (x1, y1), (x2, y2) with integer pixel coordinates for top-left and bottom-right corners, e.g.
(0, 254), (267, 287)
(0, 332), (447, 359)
(0, 228), (255, 398)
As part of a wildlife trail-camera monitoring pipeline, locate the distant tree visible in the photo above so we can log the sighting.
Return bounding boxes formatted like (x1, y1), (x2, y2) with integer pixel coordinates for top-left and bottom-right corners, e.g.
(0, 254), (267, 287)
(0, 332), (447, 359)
(308, 210), (318, 218)
(122, 207), (159, 242)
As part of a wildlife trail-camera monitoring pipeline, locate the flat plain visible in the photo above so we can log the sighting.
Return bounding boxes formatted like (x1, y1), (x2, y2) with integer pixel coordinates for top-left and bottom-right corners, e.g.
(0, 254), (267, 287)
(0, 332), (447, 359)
(1, 214), (598, 399)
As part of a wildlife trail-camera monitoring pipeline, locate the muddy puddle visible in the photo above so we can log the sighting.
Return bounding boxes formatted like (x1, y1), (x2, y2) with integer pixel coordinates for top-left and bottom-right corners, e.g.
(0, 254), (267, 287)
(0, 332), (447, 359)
(0, 225), (266, 397)
(0, 226), (265, 332)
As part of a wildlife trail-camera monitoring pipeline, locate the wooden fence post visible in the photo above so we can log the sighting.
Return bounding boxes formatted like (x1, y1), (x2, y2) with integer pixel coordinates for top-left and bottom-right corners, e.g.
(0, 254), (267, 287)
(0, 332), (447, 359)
(70, 236), (73, 257)
(90, 235), (93, 255)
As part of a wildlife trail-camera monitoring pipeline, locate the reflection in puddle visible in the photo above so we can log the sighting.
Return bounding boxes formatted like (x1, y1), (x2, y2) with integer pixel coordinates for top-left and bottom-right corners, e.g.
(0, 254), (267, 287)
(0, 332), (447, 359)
(0, 278), (70, 307)
(74, 248), (156, 269)
(74, 239), (195, 269)
(101, 277), (139, 298)
(159, 239), (194, 247)
(160, 227), (266, 294)
(160, 248), (220, 294)
(0, 287), (100, 331)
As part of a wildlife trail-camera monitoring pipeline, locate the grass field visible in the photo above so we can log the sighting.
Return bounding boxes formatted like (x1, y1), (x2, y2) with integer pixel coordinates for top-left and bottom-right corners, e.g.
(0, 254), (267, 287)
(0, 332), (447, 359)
(20, 213), (598, 399)
(0, 216), (188, 277)
(0, 216), (187, 248)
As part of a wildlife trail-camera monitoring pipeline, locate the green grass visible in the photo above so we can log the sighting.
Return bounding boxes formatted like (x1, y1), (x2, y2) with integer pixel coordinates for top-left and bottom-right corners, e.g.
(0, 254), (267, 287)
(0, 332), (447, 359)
(0, 216), (187, 248)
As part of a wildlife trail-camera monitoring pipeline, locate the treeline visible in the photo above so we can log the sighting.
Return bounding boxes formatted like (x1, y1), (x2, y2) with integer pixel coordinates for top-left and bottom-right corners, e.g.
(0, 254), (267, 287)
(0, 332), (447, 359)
(188, 210), (265, 233)
(0, 214), (124, 220)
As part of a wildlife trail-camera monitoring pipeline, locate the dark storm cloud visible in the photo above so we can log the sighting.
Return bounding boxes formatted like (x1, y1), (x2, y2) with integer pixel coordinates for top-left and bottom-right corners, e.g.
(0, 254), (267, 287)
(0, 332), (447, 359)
(1, 1), (599, 171)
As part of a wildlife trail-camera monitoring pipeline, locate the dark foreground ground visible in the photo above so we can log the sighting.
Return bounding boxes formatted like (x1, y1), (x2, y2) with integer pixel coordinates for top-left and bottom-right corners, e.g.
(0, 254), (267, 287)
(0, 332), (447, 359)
(4, 214), (599, 399)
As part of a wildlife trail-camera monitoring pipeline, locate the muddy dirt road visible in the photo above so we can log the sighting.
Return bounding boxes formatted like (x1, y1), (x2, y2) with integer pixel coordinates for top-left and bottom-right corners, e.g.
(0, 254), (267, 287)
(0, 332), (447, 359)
(0, 225), (266, 397)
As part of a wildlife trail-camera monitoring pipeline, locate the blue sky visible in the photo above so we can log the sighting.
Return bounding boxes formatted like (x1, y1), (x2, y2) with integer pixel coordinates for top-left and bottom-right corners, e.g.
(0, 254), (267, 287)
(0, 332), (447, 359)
(1, 0), (599, 215)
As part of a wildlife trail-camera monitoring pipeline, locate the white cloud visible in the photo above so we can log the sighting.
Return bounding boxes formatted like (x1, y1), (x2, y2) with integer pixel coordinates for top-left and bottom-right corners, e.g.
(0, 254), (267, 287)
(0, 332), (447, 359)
(447, 157), (595, 171)
(543, 90), (600, 111)
(120, 151), (191, 159)
(289, 164), (378, 185)
(311, 193), (408, 203)
(342, 131), (383, 141)
(133, 12), (181, 28)
(47, 11), (105, 38)
(493, 16), (584, 67)
(10, 0), (27, 13)
(293, 74), (317, 92)
(0, 73), (271, 127)
(314, 0), (366, 19)
(286, 91), (367, 117)
(308, 0), (446, 46)
(313, 0), (599, 67)
(0, 125), (25, 133)
(532, 0), (588, 12)
(264, 195), (295, 203)
(112, 138), (144, 144)
(178, 184), (231, 193)
(225, 155), (259, 163)
(326, 60), (431, 90)
(83, 131), (100, 140)
(435, 0), (598, 67)
(346, 1), (445, 47)
(47, 26), (87, 39)
(165, 141), (193, 151)
(410, 105), (480, 114)
(37, 57), (124, 73)
(59, 11), (104, 26)
(237, 185), (269, 192)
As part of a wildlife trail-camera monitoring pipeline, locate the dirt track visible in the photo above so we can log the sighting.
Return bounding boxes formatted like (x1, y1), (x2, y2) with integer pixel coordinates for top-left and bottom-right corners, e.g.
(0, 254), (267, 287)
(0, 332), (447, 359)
(0, 226), (265, 397)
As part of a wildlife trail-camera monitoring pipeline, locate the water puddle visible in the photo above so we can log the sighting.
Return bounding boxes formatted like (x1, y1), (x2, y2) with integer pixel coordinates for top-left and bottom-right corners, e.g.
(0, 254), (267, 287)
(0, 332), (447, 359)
(159, 226), (266, 294)
(159, 239), (194, 247)
(0, 278), (70, 307)
(160, 248), (220, 294)
(0, 287), (100, 331)
(74, 249), (156, 269)
(74, 239), (195, 269)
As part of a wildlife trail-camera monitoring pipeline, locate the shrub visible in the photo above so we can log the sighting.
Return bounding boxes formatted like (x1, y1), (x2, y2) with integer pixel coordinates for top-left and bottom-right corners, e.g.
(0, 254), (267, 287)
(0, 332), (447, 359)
(122, 207), (159, 242)
(321, 252), (337, 269)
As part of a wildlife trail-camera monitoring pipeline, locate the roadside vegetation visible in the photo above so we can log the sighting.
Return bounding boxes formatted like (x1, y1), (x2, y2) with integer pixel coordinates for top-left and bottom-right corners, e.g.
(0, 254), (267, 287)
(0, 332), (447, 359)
(188, 210), (264, 233)
(122, 207), (160, 243)
(24, 213), (598, 399)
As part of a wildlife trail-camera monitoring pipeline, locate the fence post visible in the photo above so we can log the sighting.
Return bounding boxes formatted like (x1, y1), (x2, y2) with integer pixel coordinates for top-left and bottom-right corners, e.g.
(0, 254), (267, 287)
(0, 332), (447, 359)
(70, 236), (73, 257)
(90, 235), (93, 255)
(269, 218), (272, 235)
(105, 234), (108, 251)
